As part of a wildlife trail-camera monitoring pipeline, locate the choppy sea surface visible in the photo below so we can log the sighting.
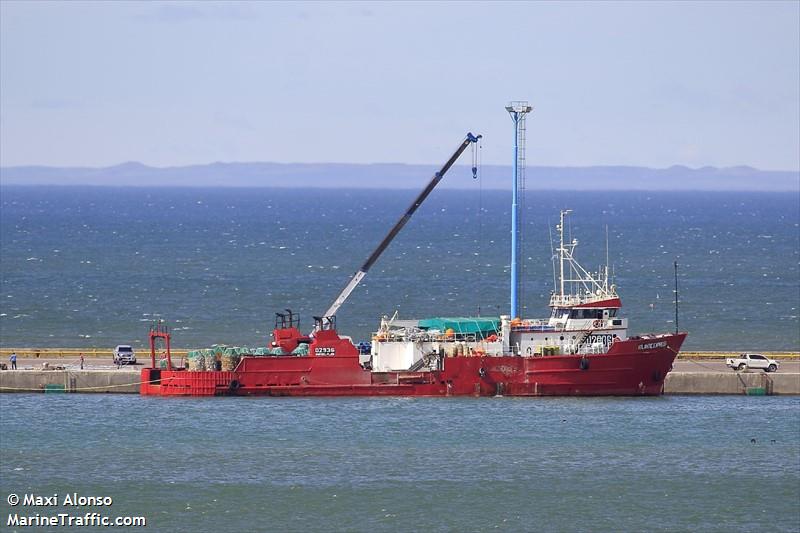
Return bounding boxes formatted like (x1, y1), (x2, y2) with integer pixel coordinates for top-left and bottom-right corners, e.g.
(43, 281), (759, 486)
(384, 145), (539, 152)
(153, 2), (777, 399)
(1, 186), (798, 351)
(1, 394), (798, 532)
(1, 188), (799, 532)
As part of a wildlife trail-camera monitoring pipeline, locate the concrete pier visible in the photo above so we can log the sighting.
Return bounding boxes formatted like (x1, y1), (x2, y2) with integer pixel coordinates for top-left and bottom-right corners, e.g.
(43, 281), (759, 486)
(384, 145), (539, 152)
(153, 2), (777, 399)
(664, 371), (800, 395)
(0, 369), (141, 394)
(1, 369), (798, 395)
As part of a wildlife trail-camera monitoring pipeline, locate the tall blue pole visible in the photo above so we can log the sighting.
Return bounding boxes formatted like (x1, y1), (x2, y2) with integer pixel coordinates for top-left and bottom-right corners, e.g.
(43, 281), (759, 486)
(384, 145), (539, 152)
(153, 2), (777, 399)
(510, 112), (519, 318)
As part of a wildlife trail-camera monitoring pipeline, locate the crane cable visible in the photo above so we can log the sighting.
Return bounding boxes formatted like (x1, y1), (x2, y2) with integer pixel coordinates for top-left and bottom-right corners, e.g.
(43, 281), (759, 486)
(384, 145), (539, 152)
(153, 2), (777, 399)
(472, 138), (483, 314)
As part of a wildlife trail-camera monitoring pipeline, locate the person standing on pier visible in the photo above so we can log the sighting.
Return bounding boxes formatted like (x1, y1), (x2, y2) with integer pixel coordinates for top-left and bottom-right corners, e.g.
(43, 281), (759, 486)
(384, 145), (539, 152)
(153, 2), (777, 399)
(80, 353), (84, 370)
(9, 352), (17, 370)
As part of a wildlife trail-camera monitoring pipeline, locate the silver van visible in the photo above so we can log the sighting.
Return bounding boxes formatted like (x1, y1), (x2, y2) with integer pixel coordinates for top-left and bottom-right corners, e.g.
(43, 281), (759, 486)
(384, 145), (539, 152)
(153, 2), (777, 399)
(113, 345), (136, 365)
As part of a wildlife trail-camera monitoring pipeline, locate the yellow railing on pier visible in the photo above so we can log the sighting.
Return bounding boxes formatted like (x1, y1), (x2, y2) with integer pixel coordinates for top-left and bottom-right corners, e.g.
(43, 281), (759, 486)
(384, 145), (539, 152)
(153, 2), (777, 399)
(0, 348), (189, 358)
(679, 351), (800, 360)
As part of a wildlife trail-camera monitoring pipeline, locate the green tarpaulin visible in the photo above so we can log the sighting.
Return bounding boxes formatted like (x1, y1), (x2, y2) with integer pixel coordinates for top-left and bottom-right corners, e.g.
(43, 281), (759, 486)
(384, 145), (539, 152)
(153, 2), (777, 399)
(417, 317), (500, 336)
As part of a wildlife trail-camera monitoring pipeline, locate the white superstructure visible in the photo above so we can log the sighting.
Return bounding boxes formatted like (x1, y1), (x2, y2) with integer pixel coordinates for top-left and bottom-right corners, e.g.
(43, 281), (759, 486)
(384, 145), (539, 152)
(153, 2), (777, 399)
(367, 211), (628, 371)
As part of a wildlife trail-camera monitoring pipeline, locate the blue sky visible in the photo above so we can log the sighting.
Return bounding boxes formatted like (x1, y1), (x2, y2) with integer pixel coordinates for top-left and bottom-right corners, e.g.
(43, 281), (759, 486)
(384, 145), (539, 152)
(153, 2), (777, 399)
(1, 1), (798, 170)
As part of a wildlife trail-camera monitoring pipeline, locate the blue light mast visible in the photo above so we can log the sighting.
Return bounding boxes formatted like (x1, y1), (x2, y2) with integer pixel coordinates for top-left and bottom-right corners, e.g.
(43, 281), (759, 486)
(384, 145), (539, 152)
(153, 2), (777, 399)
(505, 102), (532, 319)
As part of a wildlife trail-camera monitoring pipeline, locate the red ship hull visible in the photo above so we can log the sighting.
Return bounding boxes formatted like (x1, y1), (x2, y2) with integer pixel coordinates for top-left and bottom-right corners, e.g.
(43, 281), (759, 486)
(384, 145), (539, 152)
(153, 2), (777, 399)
(140, 333), (686, 397)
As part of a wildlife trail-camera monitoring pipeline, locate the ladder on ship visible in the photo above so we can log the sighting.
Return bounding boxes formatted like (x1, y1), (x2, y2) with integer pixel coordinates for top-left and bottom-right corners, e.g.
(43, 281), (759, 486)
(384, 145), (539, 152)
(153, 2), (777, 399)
(517, 107), (528, 313)
(408, 352), (441, 372)
(575, 329), (596, 353)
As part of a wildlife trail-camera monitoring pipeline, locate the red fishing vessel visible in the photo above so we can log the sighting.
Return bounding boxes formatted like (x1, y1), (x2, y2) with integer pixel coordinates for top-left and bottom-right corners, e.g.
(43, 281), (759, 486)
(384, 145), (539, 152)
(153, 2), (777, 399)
(141, 130), (686, 397)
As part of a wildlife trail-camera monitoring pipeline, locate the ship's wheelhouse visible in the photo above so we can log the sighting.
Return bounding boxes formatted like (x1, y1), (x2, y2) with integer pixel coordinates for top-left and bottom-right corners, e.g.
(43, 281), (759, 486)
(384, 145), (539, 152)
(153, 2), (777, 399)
(551, 307), (618, 320)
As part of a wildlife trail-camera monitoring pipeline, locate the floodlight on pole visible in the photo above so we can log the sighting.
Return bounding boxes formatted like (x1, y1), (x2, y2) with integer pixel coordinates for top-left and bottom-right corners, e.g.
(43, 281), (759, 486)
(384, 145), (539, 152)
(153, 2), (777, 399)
(506, 101), (533, 319)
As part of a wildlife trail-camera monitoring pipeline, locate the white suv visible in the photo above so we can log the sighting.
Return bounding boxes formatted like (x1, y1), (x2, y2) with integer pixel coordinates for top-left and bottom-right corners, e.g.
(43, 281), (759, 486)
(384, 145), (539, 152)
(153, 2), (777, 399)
(726, 353), (779, 373)
(113, 345), (136, 365)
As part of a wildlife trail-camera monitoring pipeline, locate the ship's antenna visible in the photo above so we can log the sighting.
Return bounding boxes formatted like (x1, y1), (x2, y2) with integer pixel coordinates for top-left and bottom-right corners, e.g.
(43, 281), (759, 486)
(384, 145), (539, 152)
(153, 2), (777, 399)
(605, 224), (610, 291)
(547, 218), (557, 292)
(558, 209), (572, 298)
(567, 213), (573, 295)
(673, 260), (679, 334)
(558, 211), (565, 298)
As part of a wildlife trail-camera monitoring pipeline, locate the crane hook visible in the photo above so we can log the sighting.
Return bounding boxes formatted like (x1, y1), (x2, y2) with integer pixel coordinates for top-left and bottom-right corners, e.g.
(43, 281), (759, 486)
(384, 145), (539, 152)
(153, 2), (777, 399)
(471, 136), (480, 179)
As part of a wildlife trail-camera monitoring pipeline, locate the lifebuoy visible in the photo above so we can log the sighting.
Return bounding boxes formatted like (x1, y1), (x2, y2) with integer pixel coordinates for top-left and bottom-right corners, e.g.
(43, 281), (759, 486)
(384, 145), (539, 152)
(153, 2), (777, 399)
(592, 319), (602, 328)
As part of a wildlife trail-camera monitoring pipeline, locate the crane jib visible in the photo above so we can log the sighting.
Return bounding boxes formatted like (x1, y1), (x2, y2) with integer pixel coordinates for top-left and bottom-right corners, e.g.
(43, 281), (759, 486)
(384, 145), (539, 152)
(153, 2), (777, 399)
(319, 132), (481, 323)
(360, 133), (480, 273)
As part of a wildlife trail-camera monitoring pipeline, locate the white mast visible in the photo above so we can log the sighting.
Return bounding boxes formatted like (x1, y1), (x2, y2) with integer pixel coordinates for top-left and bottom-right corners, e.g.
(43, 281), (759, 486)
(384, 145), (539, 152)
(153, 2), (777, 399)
(550, 209), (618, 308)
(557, 209), (571, 298)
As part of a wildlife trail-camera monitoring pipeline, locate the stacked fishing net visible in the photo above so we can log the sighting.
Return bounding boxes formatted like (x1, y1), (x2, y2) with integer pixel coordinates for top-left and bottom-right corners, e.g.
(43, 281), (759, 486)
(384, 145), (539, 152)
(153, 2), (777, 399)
(185, 343), (311, 370)
(291, 344), (309, 356)
(185, 346), (223, 371)
(207, 346), (223, 370)
(257, 345), (308, 355)
(221, 346), (258, 371)
(251, 346), (289, 356)
(186, 350), (204, 370)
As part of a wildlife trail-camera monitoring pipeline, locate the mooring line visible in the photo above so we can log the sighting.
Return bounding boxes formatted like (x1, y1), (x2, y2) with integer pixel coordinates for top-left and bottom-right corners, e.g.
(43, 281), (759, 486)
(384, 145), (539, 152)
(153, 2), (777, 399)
(0, 375), (173, 392)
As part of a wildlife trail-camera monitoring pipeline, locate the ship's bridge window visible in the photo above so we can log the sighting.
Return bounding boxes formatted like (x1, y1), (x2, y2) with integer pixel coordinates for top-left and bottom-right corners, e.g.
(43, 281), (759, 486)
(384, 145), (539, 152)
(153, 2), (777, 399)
(569, 309), (603, 319)
(568, 308), (618, 319)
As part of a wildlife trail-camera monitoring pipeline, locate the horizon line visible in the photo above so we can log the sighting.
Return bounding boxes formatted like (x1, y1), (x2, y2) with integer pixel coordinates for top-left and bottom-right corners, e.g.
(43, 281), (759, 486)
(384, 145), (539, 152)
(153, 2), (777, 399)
(2, 161), (799, 173)
(1, 184), (797, 193)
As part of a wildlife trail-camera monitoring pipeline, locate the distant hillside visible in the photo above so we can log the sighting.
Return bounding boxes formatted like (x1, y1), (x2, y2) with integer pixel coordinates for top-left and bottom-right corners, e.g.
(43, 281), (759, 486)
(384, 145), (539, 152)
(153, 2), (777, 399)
(1, 162), (797, 191)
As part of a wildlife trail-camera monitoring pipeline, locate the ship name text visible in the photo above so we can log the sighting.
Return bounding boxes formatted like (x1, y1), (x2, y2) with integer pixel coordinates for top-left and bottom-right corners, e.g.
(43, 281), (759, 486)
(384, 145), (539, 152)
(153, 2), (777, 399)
(637, 341), (668, 351)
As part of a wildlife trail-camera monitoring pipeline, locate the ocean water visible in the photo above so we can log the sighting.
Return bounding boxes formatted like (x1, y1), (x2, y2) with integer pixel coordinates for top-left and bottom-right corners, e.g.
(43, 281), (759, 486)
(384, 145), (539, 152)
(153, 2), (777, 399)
(1, 186), (798, 351)
(1, 394), (798, 532)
